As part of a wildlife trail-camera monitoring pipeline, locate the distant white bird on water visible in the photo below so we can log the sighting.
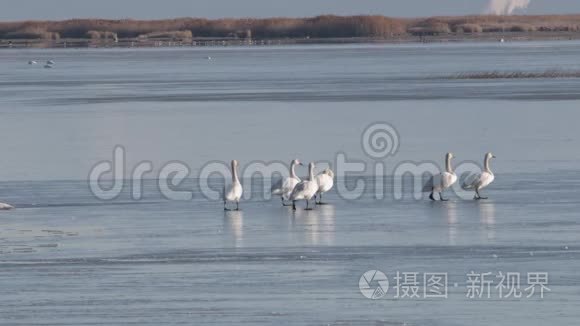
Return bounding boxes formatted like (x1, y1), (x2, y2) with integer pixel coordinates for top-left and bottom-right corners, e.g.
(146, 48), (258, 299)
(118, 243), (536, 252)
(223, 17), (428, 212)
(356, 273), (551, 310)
(43, 64), (53, 69)
(289, 162), (318, 211)
(423, 152), (457, 201)
(28, 60), (37, 65)
(314, 168), (334, 205)
(223, 160), (243, 211)
(46, 60), (55, 65)
(463, 152), (496, 200)
(271, 159), (303, 206)
(0, 202), (14, 210)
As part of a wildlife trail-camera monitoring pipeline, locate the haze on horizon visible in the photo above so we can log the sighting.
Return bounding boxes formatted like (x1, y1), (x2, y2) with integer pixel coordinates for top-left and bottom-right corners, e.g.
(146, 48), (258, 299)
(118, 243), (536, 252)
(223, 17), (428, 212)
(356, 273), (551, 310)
(0, 0), (578, 21)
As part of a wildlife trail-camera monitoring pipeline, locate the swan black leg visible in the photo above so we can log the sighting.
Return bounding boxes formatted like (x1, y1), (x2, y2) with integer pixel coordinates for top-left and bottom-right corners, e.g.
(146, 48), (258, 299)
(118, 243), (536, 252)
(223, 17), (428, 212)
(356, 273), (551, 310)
(439, 192), (449, 201)
(235, 201), (240, 211)
(292, 200), (297, 211)
(282, 197), (291, 207)
(475, 189), (487, 200)
(478, 191), (488, 200)
(317, 193), (327, 205)
(305, 199), (313, 211)
(429, 192), (436, 201)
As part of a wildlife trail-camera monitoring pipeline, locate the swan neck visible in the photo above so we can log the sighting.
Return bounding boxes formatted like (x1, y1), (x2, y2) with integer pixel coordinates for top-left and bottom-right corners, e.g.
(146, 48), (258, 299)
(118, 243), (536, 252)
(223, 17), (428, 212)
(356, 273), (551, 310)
(484, 156), (492, 173)
(309, 165), (314, 181)
(290, 162), (297, 179)
(232, 162), (239, 184)
(446, 156), (453, 174)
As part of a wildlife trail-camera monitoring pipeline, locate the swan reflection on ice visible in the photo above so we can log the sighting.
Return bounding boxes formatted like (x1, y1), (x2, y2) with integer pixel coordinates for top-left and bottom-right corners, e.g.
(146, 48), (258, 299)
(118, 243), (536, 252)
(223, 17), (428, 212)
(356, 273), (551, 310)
(479, 201), (496, 241)
(291, 203), (336, 246)
(223, 210), (244, 247)
(443, 201), (458, 245)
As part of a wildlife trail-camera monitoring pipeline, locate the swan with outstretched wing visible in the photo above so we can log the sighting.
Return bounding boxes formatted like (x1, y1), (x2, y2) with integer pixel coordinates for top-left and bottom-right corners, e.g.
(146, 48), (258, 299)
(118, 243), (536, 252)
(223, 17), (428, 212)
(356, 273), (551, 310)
(271, 159), (303, 206)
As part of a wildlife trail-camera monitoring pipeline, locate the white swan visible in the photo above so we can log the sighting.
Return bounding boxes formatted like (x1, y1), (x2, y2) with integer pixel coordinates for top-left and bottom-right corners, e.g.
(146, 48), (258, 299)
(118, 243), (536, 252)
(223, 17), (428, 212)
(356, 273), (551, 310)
(223, 159), (243, 210)
(28, 60), (37, 65)
(46, 60), (55, 65)
(463, 152), (496, 200)
(423, 152), (457, 201)
(289, 162), (318, 211)
(0, 202), (14, 210)
(314, 168), (334, 204)
(271, 159), (303, 206)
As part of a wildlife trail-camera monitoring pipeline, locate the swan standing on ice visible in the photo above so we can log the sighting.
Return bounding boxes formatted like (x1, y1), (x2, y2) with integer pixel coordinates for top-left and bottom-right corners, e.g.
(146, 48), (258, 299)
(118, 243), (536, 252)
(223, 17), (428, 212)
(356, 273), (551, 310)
(271, 159), (303, 206)
(463, 152), (496, 200)
(314, 168), (334, 205)
(424, 153), (457, 201)
(0, 202), (14, 210)
(223, 160), (243, 211)
(289, 162), (318, 211)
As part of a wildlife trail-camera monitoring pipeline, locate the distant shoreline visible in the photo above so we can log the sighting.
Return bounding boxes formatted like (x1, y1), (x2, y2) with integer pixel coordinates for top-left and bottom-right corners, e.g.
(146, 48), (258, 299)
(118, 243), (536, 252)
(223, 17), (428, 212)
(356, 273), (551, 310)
(1, 32), (579, 49)
(2, 14), (580, 49)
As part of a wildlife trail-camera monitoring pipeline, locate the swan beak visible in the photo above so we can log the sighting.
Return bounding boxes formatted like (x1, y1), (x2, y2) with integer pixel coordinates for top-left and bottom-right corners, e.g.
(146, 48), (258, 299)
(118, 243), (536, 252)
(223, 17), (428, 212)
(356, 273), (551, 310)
(299, 163), (304, 166)
(492, 155), (497, 158)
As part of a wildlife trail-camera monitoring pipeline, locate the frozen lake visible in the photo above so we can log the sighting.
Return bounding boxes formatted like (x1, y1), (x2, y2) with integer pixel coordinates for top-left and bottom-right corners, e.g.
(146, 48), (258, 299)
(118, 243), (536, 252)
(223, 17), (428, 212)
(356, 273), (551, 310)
(0, 42), (579, 325)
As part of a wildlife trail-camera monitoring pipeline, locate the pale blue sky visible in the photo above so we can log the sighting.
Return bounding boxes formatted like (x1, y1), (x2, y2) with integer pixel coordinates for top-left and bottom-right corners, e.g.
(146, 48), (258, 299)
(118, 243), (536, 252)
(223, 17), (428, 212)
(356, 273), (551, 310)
(0, 0), (578, 20)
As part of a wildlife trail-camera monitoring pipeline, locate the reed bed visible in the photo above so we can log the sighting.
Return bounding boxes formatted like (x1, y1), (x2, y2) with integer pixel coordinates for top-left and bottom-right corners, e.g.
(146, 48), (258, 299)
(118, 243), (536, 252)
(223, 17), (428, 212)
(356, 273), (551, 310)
(449, 70), (580, 79)
(1, 14), (580, 40)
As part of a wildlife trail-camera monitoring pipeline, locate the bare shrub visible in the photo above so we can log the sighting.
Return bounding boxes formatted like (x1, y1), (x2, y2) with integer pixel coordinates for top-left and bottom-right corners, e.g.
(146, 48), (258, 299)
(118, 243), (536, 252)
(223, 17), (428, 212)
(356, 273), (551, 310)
(537, 24), (580, 32)
(481, 23), (509, 32)
(408, 18), (451, 34)
(3, 27), (59, 40)
(139, 30), (192, 40)
(86, 30), (118, 41)
(509, 24), (536, 32)
(454, 23), (483, 33)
